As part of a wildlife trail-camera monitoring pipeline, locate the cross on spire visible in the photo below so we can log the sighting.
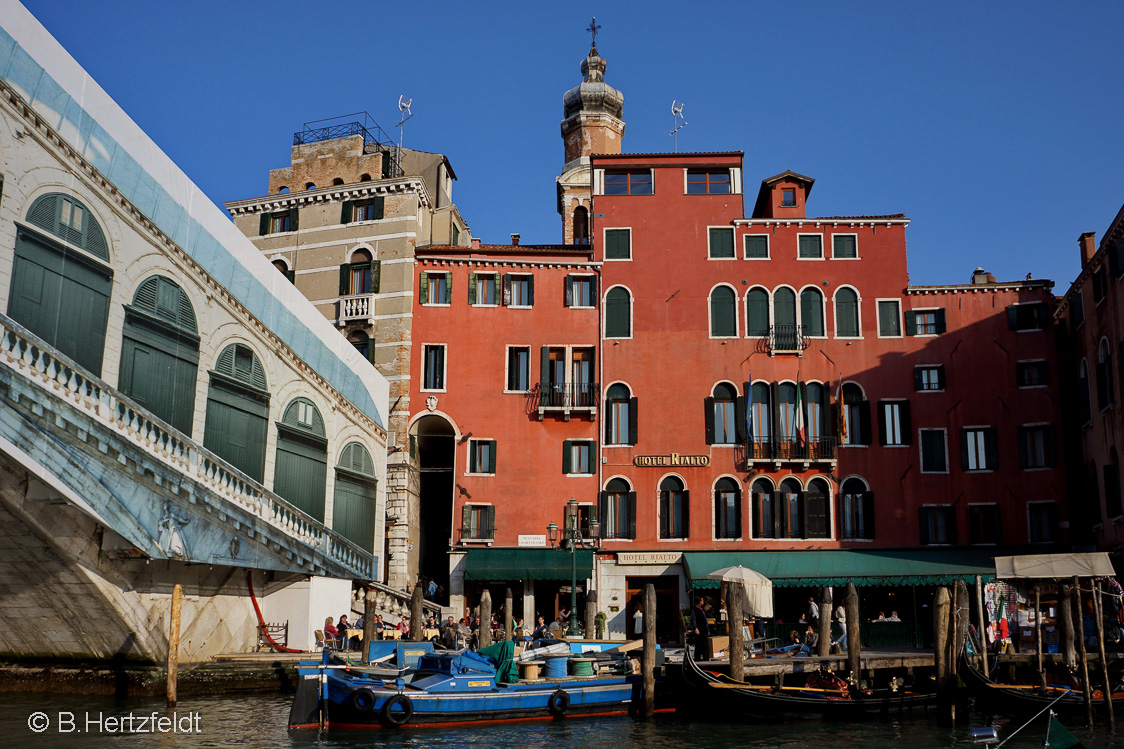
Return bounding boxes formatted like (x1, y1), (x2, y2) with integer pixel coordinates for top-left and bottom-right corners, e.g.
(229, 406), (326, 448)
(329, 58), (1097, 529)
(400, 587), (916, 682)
(587, 17), (601, 48)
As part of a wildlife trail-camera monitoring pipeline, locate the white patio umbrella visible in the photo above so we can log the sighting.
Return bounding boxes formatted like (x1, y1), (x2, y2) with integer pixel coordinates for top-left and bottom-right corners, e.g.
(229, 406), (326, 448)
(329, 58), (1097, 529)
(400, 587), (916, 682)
(706, 565), (774, 618)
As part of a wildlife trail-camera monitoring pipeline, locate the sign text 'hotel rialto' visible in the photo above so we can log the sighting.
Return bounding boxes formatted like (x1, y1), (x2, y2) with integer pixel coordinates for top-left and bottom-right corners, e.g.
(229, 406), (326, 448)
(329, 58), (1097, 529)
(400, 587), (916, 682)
(632, 453), (709, 468)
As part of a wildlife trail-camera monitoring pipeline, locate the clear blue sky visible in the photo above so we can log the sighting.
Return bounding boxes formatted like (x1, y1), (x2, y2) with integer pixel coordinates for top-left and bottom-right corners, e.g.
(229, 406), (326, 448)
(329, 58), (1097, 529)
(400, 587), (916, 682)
(21, 0), (1124, 289)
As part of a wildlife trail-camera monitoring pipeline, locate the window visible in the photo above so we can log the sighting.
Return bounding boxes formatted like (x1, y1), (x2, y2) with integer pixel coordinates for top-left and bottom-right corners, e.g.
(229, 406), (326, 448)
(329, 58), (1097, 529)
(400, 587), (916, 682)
(604, 228), (632, 260)
(906, 309), (946, 336)
(470, 273), (498, 305)
(1016, 361), (1048, 388)
(714, 477), (741, 539)
(1098, 339), (1114, 410)
(1018, 425), (1056, 469)
(565, 275), (596, 307)
(503, 274), (534, 307)
(915, 365), (945, 392)
(709, 227), (735, 259)
(805, 383), (826, 449)
(710, 286), (737, 337)
(878, 400), (911, 446)
(1093, 267), (1108, 304)
(1028, 502), (1056, 543)
(832, 235), (857, 259)
(563, 440), (595, 475)
(805, 478), (831, 539)
(349, 330), (373, 363)
(706, 383), (742, 445)
(969, 505), (1001, 545)
(835, 288), (860, 337)
(772, 288), (798, 350)
(841, 383), (871, 446)
(570, 348), (596, 407)
(295, 400), (316, 428)
(920, 506), (956, 545)
(422, 345), (445, 390)
(572, 206), (589, 245)
(272, 259), (294, 283)
(1007, 303), (1048, 331)
(748, 383), (771, 457)
(506, 346), (530, 391)
(461, 504), (495, 541)
(601, 478), (635, 539)
(541, 347), (567, 406)
(604, 170), (652, 196)
(1071, 294), (1085, 332)
(1079, 360), (1092, 425)
(920, 429), (948, 473)
(420, 272), (451, 305)
(746, 288), (770, 337)
(751, 479), (776, 538)
(605, 383), (636, 445)
(340, 249), (377, 296)
(800, 288), (825, 337)
(745, 235), (769, 259)
(605, 287), (632, 338)
(275, 398), (328, 520)
(840, 477), (873, 540)
(781, 188), (796, 207)
(467, 439), (496, 474)
(877, 300), (902, 337)
(961, 427), (997, 471)
(659, 476), (689, 539)
(452, 224), (461, 246)
(776, 383), (798, 445)
(259, 208), (298, 235)
(352, 198), (384, 223)
(687, 169), (731, 194)
(779, 477), (803, 538)
(798, 235), (823, 259)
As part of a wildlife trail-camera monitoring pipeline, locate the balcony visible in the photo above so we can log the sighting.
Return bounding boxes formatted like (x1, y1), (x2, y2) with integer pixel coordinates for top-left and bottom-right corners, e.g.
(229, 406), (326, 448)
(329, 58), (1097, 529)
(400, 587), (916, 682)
(745, 436), (837, 469)
(534, 382), (599, 421)
(337, 294), (374, 327)
(766, 324), (809, 355)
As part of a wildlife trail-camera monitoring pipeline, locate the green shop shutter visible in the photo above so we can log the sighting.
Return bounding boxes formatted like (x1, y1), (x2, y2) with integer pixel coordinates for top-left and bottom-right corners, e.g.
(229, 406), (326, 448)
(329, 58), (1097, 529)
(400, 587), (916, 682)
(118, 301), (200, 434)
(339, 265), (351, 295)
(562, 441), (572, 474)
(905, 311), (917, 336)
(259, 213), (271, 235)
(274, 425), (329, 521)
(332, 470), (378, 553)
(288, 207), (299, 232)
(340, 201), (353, 225)
(468, 273), (477, 305)
(204, 373), (269, 483)
(704, 398), (715, 444)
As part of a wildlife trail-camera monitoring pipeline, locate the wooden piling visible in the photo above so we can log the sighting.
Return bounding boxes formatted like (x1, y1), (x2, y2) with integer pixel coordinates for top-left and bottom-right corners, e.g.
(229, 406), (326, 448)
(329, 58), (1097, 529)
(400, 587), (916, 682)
(934, 586), (951, 725)
(975, 576), (989, 678)
(1060, 582), (1076, 668)
(362, 587), (377, 662)
(728, 583), (744, 681)
(818, 585), (832, 657)
(505, 587), (514, 642)
(410, 582), (425, 641)
(1035, 587), (1045, 691)
(1094, 580), (1115, 729)
(641, 582), (656, 717)
(479, 589), (493, 649)
(845, 582), (860, 683)
(1073, 576), (1093, 727)
(166, 583), (182, 707)
(585, 588), (596, 640)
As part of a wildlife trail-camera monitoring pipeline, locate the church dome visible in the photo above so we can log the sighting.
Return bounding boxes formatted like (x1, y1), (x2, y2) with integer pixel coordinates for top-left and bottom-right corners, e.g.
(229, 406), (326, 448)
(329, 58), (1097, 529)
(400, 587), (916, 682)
(563, 45), (624, 121)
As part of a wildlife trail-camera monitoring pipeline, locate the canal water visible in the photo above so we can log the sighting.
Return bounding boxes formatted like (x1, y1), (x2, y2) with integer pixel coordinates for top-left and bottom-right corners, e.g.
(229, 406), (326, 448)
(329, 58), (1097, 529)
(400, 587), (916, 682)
(0, 692), (1120, 748)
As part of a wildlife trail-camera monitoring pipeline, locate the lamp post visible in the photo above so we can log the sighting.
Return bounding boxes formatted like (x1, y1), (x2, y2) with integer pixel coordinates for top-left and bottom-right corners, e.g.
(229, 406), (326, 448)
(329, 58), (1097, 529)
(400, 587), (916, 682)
(548, 498), (600, 638)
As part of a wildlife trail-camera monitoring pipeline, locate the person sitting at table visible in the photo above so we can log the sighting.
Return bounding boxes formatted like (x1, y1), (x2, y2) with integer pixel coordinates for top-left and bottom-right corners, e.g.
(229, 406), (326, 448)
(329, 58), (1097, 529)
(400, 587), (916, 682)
(374, 614), (386, 640)
(337, 614), (353, 649)
(886, 610), (901, 622)
(798, 625), (818, 656)
(322, 617), (340, 649)
(530, 615), (550, 641)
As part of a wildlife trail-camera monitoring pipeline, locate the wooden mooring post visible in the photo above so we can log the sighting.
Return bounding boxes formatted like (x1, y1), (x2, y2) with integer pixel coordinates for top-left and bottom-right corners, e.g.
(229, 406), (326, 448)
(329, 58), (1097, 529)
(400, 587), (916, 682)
(934, 586), (952, 725)
(479, 589), (493, 649)
(363, 587), (377, 662)
(1094, 580), (1115, 729)
(640, 583), (656, 717)
(166, 583), (183, 707)
(410, 582), (425, 641)
(1073, 576), (1093, 727)
(728, 583), (744, 682)
(1035, 587), (1046, 691)
(817, 585), (832, 657)
(975, 576), (989, 678)
(1060, 582), (1076, 668)
(505, 587), (514, 642)
(585, 588), (596, 640)
(845, 582), (860, 683)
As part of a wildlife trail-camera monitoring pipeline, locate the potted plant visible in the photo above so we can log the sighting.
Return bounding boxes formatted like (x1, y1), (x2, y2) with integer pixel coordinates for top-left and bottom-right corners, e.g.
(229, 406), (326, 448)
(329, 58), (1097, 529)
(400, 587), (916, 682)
(595, 611), (607, 639)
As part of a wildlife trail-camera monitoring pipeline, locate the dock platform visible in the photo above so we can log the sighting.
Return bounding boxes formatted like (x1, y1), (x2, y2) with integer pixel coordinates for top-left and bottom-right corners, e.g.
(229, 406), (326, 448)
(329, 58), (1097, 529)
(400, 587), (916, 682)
(695, 648), (936, 676)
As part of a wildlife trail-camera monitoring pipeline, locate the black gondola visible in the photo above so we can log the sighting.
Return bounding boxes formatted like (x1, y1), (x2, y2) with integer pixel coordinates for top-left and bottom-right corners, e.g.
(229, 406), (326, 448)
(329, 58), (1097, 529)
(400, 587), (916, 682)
(959, 650), (1121, 718)
(682, 647), (937, 720)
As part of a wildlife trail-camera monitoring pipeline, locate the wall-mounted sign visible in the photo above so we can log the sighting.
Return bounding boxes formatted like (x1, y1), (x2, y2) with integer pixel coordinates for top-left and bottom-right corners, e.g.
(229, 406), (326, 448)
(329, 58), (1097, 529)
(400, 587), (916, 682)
(617, 552), (683, 566)
(518, 534), (547, 547)
(633, 453), (709, 468)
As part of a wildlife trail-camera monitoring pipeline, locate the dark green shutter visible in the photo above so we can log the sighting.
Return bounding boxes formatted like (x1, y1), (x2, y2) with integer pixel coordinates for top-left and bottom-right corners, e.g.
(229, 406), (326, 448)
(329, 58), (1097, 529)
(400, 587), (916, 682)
(682, 491), (690, 538)
(735, 396), (747, 443)
(747, 290), (769, 336)
(468, 273), (477, 305)
(562, 441), (572, 474)
(488, 440), (497, 473)
(937, 365), (945, 389)
(590, 275), (598, 301)
(444, 273), (452, 304)
(527, 276), (534, 306)
(461, 505), (471, 536)
(1007, 305), (1019, 330)
(627, 492), (637, 539)
(914, 368), (924, 391)
(485, 506), (495, 538)
(502, 274), (511, 305)
(986, 428), (998, 469)
(284, 269), (295, 283)
(273, 426), (328, 521)
(772, 492), (784, 538)
(935, 309), (947, 334)
(540, 347), (550, 393)
(905, 310), (917, 336)
(805, 491), (828, 538)
(259, 213), (271, 235)
(339, 265), (351, 295)
(468, 443), (477, 473)
(628, 397), (639, 445)
(1045, 425), (1058, 467)
(704, 398), (715, 444)
(863, 492), (875, 539)
(371, 259), (381, 293)
(288, 207), (299, 231)
(340, 201), (353, 225)
(859, 399), (871, 445)
(605, 229), (629, 260)
(709, 228), (734, 258)
(900, 401), (912, 445)
(372, 196), (384, 219)
(119, 298), (200, 434)
(961, 429), (970, 470)
(419, 272), (429, 301)
(878, 402), (888, 446)
(564, 275), (573, 307)
(659, 493), (670, 538)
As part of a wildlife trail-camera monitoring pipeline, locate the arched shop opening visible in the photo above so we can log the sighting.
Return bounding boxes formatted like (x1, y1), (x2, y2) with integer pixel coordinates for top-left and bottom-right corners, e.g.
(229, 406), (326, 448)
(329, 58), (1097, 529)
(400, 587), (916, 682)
(413, 414), (455, 603)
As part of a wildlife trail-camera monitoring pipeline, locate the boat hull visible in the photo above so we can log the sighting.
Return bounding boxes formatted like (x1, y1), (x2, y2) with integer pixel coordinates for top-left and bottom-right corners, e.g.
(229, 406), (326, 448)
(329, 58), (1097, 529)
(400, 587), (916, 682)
(959, 654), (1118, 718)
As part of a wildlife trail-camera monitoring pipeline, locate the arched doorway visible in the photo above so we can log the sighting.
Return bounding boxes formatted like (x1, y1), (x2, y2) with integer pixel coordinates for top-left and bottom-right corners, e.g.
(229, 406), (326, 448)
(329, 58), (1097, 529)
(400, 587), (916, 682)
(413, 414), (455, 603)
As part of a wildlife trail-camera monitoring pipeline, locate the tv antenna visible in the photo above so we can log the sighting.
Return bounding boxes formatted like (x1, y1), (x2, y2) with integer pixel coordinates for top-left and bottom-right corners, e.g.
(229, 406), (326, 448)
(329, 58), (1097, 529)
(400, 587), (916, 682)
(396, 95), (414, 150)
(670, 100), (687, 152)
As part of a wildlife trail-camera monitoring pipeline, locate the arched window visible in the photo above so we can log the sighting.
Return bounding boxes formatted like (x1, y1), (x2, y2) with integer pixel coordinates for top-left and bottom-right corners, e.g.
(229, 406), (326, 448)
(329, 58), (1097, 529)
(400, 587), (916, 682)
(805, 477), (831, 538)
(11, 193), (113, 375)
(346, 249), (374, 295)
(1079, 360), (1092, 425)
(272, 259), (294, 283)
(1098, 338), (1114, 410)
(359, 174), (372, 182)
(706, 382), (741, 445)
(349, 330), (373, 363)
(710, 286), (737, 337)
(751, 478), (776, 538)
(842, 383), (870, 446)
(780, 477), (803, 538)
(659, 476), (688, 539)
(840, 477), (873, 539)
(746, 287), (770, 337)
(119, 276), (200, 433)
(806, 382), (825, 451)
(205, 344), (269, 481)
(835, 288), (860, 337)
(714, 477), (741, 539)
(601, 478), (635, 539)
(605, 287), (631, 338)
(332, 177), (344, 186)
(573, 206), (589, 245)
(777, 383), (797, 449)
(774, 287), (797, 349)
(800, 287), (825, 337)
(749, 382), (771, 457)
(274, 397), (329, 521)
(333, 442), (378, 552)
(606, 383), (636, 445)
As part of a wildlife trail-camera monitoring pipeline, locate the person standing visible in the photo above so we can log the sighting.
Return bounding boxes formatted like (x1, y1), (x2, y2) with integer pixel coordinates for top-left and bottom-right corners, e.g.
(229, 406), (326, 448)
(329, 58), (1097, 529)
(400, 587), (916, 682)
(633, 603), (644, 638)
(833, 603), (848, 650)
(806, 597), (820, 630)
(691, 596), (711, 662)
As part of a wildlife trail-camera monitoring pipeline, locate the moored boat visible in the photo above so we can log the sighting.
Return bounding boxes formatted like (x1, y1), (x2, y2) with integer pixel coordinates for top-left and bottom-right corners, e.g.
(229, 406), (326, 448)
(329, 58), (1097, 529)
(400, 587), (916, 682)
(959, 652), (1122, 718)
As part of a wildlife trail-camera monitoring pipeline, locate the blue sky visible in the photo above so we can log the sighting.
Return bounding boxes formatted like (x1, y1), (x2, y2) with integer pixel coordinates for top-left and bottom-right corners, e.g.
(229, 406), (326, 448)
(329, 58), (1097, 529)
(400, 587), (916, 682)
(22, 0), (1124, 289)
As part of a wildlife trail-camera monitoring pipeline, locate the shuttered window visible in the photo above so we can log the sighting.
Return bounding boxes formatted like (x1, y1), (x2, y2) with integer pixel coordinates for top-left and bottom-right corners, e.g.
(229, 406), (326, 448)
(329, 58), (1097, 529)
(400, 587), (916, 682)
(710, 286), (737, 337)
(274, 398), (328, 521)
(961, 427), (998, 471)
(708, 227), (735, 258)
(470, 273), (498, 305)
(604, 228), (631, 260)
(835, 289), (860, 337)
(798, 235), (823, 259)
(800, 288), (824, 337)
(1007, 303), (1048, 331)
(746, 288), (770, 336)
(840, 478), (873, 540)
(506, 346), (530, 391)
(658, 476), (689, 539)
(714, 478), (741, 539)
(605, 287), (631, 338)
(969, 505), (1001, 545)
(920, 429), (948, 473)
(606, 383), (636, 445)
(878, 400), (911, 446)
(562, 440), (595, 475)
(920, 506), (956, 545)
(877, 300), (902, 337)
(751, 479), (776, 538)
(1016, 361), (1048, 388)
(340, 196), (385, 224)
(205, 344), (269, 482)
(423, 345), (446, 390)
(1017, 425), (1056, 469)
(744, 235), (768, 259)
(832, 235), (857, 259)
(915, 365), (945, 391)
(461, 505), (496, 541)
(468, 439), (497, 475)
(804, 478), (831, 539)
(332, 442), (378, 553)
(600, 479), (636, 539)
(905, 309), (946, 336)
(419, 272), (452, 305)
(25, 193), (109, 260)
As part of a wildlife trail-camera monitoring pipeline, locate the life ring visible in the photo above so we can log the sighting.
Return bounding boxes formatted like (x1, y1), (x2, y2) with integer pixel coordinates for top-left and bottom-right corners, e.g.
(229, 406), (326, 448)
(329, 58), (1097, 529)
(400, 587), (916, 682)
(382, 694), (414, 726)
(350, 687), (377, 713)
(547, 688), (570, 716)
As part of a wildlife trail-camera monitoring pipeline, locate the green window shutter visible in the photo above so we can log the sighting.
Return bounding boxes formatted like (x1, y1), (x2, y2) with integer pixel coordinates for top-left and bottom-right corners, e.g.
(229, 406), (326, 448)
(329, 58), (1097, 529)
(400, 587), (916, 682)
(1007, 305), (1019, 330)
(485, 506), (495, 538)
(372, 196), (385, 219)
(863, 492), (875, 539)
(605, 229), (630, 260)
(986, 428), (999, 469)
(419, 272), (429, 301)
(877, 402), (889, 446)
(540, 347), (550, 391)
(339, 264), (351, 296)
(562, 441), (572, 474)
(488, 440), (497, 473)
(259, 213), (271, 236)
(905, 310), (917, 336)
(288, 207), (299, 232)
(935, 309), (947, 334)
(1017, 426), (1029, 468)
(527, 276), (535, 306)
(747, 290), (769, 336)
(468, 443), (477, 473)
(564, 275), (573, 307)
(735, 395), (747, 443)
(709, 228), (734, 258)
(1045, 425), (1058, 467)
(900, 401), (912, 445)
(284, 269), (295, 283)
(801, 290), (823, 336)
(711, 288), (735, 336)
(960, 429), (970, 470)
(659, 493), (670, 538)
(444, 273), (452, 304)
(919, 508), (931, 545)
(704, 398), (715, 444)
(371, 260), (381, 293)
(745, 235), (768, 258)
(914, 368), (924, 391)
(628, 396), (639, 445)
(799, 235), (822, 258)
(502, 274), (512, 305)
(468, 273), (477, 305)
(461, 505), (471, 535)
(340, 201), (353, 225)
(682, 490), (690, 538)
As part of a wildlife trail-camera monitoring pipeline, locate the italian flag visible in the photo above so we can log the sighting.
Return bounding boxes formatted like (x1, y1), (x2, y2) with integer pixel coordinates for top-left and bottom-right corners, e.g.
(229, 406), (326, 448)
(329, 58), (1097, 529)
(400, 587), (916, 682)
(795, 383), (806, 447)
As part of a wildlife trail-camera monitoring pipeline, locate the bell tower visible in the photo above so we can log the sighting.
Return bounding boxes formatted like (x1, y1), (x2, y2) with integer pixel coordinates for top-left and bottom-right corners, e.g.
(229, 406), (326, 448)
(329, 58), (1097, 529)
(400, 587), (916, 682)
(558, 22), (625, 245)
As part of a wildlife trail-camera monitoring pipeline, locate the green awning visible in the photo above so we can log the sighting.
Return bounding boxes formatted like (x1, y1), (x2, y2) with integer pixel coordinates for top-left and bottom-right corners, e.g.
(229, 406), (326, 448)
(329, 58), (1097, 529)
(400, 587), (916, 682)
(464, 548), (594, 582)
(683, 550), (997, 588)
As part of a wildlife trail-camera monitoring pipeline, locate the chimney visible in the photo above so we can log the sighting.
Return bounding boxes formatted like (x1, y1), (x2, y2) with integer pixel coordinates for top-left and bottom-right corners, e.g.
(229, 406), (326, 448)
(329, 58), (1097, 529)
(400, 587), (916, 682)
(1079, 231), (1097, 268)
(972, 267), (989, 285)
(510, 233), (520, 246)
(471, 237), (481, 250)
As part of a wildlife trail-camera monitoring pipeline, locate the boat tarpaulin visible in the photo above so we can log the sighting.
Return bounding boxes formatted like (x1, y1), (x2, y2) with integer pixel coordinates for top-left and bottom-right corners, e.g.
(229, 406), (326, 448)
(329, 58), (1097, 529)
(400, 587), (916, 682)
(684, 549), (997, 588)
(994, 552), (1114, 580)
(463, 548), (594, 582)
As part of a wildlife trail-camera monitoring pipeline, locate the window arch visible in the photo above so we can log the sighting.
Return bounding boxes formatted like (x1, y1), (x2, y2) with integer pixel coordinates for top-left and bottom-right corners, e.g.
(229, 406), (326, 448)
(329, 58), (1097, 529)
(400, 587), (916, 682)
(605, 286), (632, 338)
(606, 383), (636, 445)
(746, 287), (770, 337)
(277, 186), (289, 194)
(805, 477), (831, 538)
(349, 329), (373, 363)
(710, 285), (738, 337)
(204, 343), (269, 481)
(714, 476), (741, 539)
(275, 397), (329, 520)
(774, 286), (796, 329)
(26, 192), (110, 260)
(749, 382), (771, 457)
(800, 287), (825, 337)
(360, 173), (372, 182)
(332, 177), (345, 186)
(706, 382), (741, 445)
(305, 182), (316, 190)
(1079, 359), (1092, 425)
(1098, 338), (1114, 410)
(346, 248), (374, 295)
(777, 382), (797, 446)
(659, 475), (689, 539)
(751, 477), (777, 538)
(573, 205), (589, 245)
(835, 287), (860, 337)
(601, 477), (635, 539)
(842, 382), (870, 446)
(840, 476), (873, 539)
(333, 441), (378, 552)
(779, 477), (803, 538)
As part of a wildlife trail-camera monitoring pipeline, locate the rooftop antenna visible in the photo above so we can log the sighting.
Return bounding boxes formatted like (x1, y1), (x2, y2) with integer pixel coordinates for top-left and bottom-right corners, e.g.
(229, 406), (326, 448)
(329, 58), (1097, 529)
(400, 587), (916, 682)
(396, 95), (414, 150)
(670, 100), (687, 152)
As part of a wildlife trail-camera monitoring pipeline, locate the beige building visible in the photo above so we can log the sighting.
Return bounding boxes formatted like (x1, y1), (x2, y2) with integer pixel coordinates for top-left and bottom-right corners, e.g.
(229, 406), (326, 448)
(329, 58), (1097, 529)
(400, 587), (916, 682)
(225, 121), (470, 589)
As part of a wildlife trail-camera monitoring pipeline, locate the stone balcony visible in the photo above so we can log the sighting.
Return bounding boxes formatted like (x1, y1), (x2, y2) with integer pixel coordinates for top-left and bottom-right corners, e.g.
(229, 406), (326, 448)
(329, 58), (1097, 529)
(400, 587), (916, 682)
(337, 294), (374, 327)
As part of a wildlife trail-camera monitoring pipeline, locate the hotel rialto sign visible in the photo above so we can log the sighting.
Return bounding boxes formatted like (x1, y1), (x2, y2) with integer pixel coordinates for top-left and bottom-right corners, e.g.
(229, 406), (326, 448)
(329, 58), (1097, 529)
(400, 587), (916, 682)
(632, 453), (709, 467)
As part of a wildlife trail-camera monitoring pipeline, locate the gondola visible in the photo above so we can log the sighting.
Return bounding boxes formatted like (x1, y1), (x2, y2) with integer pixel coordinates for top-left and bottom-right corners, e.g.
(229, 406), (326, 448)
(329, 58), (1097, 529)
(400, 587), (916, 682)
(682, 647), (937, 720)
(959, 650), (1124, 718)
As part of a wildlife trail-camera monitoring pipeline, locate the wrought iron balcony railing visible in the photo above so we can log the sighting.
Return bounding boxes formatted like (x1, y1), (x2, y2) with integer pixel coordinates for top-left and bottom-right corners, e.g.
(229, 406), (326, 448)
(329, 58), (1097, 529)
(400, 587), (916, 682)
(746, 436), (838, 463)
(767, 324), (809, 354)
(538, 382), (599, 409)
(460, 525), (496, 542)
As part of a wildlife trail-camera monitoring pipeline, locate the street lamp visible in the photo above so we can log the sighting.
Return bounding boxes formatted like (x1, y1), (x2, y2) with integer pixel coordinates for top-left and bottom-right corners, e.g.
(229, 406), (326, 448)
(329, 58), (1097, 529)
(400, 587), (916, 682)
(548, 497), (600, 638)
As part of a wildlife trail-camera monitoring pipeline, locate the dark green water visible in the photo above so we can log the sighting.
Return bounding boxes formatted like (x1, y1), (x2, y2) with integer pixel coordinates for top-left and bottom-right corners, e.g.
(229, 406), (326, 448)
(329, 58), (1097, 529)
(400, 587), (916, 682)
(0, 692), (1118, 748)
